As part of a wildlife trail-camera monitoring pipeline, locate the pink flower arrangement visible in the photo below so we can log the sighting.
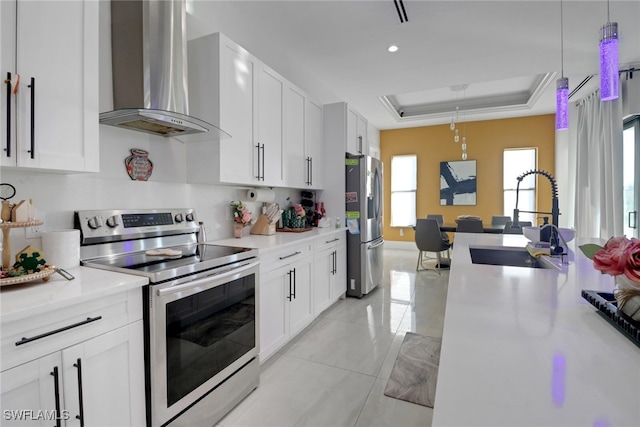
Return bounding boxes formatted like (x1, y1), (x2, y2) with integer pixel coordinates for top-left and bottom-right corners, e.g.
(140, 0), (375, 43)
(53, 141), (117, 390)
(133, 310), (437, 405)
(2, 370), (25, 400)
(230, 201), (252, 227)
(580, 236), (640, 319)
(580, 236), (640, 284)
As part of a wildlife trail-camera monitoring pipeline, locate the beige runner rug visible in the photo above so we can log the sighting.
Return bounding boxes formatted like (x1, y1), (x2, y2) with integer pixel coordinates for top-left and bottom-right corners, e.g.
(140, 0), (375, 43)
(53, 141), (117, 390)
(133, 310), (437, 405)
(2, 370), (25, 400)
(383, 332), (441, 408)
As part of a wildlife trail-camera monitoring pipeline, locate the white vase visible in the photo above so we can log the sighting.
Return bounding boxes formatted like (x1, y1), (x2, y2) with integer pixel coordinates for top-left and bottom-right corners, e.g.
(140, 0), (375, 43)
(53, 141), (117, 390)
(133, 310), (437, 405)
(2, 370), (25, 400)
(614, 275), (640, 321)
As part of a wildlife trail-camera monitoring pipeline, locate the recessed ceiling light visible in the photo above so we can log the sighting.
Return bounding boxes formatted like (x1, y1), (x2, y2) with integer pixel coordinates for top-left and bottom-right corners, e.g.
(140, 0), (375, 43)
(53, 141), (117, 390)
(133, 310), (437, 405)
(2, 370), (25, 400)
(388, 45), (399, 53)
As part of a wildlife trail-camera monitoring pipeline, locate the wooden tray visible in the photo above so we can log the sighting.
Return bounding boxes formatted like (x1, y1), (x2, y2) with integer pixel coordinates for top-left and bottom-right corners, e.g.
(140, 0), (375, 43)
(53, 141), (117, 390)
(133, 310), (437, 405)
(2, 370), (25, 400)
(277, 226), (313, 233)
(0, 266), (56, 287)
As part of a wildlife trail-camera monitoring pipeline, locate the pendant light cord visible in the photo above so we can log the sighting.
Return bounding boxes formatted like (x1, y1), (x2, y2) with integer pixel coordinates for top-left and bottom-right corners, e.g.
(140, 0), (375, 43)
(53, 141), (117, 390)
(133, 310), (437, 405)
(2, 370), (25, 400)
(560, 0), (564, 77)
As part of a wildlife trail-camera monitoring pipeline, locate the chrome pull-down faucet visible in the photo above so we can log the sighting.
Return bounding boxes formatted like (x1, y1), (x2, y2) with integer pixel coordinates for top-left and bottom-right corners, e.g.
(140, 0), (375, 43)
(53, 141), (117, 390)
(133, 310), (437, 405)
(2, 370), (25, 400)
(512, 169), (564, 255)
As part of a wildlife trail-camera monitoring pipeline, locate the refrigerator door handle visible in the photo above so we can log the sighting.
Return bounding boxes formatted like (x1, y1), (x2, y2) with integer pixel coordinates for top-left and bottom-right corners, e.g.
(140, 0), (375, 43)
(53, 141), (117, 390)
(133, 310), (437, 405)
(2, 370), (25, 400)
(367, 239), (384, 250)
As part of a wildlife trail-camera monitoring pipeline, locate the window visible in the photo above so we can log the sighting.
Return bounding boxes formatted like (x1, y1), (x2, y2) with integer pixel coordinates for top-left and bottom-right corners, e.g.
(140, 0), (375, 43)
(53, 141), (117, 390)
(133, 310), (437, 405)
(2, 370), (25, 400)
(503, 148), (536, 224)
(390, 155), (417, 227)
(623, 116), (639, 238)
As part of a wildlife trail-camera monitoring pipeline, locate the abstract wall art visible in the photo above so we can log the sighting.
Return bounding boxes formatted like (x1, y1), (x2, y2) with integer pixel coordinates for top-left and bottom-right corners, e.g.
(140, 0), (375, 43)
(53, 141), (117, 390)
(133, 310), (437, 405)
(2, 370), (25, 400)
(440, 160), (477, 205)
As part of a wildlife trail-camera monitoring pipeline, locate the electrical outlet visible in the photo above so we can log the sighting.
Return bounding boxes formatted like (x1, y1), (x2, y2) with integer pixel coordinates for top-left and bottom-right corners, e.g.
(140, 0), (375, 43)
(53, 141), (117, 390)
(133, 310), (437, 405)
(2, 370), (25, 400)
(25, 212), (46, 239)
(399, 228), (404, 236)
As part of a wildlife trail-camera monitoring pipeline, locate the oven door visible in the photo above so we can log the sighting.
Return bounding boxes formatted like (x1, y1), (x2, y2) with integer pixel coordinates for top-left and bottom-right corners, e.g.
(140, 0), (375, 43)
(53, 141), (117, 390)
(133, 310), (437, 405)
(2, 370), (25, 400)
(148, 260), (259, 427)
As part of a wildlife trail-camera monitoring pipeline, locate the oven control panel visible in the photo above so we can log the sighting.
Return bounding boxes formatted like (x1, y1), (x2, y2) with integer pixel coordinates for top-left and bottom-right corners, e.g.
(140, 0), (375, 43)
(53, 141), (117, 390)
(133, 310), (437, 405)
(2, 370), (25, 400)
(75, 208), (199, 245)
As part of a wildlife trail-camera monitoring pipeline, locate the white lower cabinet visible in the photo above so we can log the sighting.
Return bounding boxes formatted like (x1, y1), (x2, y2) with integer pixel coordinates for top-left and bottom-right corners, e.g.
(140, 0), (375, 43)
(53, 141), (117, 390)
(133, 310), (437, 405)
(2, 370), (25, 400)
(1, 291), (144, 426)
(314, 234), (347, 315)
(259, 233), (347, 364)
(259, 248), (313, 363)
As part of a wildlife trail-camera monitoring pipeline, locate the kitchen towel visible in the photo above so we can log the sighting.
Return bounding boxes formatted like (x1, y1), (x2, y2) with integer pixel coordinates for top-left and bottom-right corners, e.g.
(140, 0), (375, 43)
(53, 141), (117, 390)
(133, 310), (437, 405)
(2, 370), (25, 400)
(246, 189), (275, 202)
(42, 229), (80, 269)
(383, 332), (441, 408)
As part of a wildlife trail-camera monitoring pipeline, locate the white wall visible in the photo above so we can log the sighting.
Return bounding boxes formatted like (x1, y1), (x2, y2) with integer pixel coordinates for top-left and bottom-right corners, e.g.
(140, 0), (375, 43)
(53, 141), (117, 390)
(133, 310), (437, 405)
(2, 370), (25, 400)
(1, 1), (306, 253)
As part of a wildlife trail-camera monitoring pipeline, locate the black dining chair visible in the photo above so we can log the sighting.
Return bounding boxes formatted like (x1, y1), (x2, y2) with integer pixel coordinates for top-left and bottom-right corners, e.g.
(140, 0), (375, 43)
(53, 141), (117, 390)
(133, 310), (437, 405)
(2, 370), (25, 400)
(415, 218), (451, 274)
(426, 214), (450, 243)
(456, 219), (484, 233)
(503, 220), (532, 234)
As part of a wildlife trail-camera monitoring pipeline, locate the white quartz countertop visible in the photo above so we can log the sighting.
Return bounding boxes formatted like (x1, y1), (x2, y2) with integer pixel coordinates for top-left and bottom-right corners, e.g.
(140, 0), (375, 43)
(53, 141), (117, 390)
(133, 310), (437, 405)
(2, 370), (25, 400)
(0, 266), (148, 323)
(212, 227), (345, 251)
(432, 233), (640, 426)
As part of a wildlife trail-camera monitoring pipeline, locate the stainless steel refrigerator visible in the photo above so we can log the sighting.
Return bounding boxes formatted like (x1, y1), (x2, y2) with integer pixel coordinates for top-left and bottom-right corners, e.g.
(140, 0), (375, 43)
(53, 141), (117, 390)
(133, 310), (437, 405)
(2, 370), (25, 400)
(345, 154), (384, 298)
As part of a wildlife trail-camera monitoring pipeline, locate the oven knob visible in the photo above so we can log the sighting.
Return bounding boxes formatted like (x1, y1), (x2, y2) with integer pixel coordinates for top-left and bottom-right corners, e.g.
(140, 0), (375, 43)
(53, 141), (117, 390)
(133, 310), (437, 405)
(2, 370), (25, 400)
(88, 216), (103, 229)
(174, 213), (184, 223)
(185, 213), (194, 222)
(106, 215), (119, 228)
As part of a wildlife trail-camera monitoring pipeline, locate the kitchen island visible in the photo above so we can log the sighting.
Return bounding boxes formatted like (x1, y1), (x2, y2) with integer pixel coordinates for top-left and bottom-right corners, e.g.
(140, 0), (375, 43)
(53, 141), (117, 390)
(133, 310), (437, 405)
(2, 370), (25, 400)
(432, 233), (640, 426)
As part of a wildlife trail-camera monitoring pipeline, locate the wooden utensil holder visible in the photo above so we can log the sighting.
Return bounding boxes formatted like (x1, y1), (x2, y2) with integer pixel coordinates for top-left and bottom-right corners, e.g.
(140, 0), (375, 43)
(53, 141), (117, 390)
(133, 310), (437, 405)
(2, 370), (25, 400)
(250, 214), (275, 235)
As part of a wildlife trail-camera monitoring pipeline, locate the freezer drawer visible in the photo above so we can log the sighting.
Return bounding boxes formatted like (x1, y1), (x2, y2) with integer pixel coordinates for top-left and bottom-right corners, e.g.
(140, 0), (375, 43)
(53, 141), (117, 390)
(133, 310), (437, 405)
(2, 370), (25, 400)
(346, 237), (383, 298)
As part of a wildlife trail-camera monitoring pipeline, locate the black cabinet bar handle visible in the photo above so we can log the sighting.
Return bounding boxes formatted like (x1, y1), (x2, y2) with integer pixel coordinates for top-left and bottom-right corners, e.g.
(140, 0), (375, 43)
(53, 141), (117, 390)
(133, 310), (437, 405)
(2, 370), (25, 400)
(255, 143), (261, 180)
(4, 72), (10, 157)
(279, 251), (301, 260)
(261, 143), (265, 181)
(287, 270), (292, 301)
(309, 157), (313, 186)
(629, 211), (637, 229)
(333, 250), (337, 274)
(325, 238), (340, 244)
(305, 157), (310, 185)
(292, 268), (296, 299)
(28, 77), (34, 159)
(50, 366), (62, 427)
(74, 358), (85, 427)
(16, 316), (102, 346)
(358, 135), (362, 153)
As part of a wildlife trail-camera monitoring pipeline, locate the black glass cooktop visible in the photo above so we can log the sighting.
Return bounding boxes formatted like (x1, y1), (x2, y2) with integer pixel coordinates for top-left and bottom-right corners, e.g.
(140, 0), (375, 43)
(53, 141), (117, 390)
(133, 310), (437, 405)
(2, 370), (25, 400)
(82, 244), (256, 282)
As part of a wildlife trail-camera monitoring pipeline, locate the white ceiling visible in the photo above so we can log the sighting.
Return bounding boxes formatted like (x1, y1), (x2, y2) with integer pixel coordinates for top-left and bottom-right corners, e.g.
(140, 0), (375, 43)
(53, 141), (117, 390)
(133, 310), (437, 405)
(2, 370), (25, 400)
(186, 0), (640, 130)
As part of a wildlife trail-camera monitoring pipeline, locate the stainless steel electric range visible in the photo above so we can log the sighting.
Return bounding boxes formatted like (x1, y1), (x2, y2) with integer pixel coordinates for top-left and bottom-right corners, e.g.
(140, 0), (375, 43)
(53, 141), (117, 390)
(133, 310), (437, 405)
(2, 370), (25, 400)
(75, 208), (259, 427)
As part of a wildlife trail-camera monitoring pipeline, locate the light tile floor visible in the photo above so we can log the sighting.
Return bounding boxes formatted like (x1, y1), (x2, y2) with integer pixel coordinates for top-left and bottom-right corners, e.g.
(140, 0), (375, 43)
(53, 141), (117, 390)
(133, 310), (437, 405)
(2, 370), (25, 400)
(218, 248), (449, 427)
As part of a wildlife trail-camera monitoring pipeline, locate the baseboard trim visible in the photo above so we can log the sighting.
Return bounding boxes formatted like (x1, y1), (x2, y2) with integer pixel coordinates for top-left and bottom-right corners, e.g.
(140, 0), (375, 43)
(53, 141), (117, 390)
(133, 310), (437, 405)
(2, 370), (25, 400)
(384, 241), (417, 251)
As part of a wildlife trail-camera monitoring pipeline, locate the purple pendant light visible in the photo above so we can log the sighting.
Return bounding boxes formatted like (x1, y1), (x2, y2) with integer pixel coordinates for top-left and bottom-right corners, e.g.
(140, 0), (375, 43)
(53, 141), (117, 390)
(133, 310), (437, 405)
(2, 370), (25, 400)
(556, 0), (568, 130)
(600, 0), (619, 101)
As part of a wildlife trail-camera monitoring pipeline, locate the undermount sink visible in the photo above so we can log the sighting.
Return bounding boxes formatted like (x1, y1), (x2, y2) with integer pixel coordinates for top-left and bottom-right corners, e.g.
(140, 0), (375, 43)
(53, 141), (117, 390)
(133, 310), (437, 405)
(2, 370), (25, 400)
(469, 246), (552, 269)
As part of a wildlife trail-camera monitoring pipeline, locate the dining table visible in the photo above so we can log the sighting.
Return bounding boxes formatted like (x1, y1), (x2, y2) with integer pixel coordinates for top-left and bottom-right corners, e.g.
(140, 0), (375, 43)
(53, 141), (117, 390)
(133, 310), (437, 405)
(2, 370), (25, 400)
(439, 223), (506, 234)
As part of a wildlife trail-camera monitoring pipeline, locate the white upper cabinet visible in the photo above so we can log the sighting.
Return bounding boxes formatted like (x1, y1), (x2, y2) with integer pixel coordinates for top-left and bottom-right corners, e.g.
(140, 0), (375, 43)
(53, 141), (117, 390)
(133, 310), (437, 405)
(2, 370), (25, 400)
(0, 0), (99, 172)
(188, 32), (322, 189)
(283, 83), (324, 190)
(283, 84), (306, 188)
(346, 106), (368, 155)
(305, 98), (324, 189)
(187, 33), (256, 185)
(368, 122), (380, 159)
(256, 65), (284, 187)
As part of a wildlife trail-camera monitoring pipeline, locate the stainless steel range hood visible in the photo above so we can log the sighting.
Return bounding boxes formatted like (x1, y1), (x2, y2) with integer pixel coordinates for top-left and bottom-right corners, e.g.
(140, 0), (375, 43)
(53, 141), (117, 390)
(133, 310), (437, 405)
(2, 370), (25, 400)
(100, 0), (230, 142)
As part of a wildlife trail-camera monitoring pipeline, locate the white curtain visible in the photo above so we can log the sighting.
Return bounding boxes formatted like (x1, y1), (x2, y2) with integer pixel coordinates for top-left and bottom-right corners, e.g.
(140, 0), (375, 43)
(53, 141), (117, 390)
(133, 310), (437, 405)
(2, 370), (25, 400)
(574, 90), (624, 239)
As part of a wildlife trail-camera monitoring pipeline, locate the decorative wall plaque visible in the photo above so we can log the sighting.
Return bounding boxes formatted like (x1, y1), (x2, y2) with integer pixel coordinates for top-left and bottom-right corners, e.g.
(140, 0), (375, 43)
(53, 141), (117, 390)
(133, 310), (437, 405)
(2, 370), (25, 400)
(125, 149), (153, 181)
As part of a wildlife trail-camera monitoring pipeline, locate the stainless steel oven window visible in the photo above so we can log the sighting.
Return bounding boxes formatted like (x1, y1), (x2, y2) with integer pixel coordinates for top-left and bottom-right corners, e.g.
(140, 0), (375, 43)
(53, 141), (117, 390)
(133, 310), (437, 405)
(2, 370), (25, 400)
(149, 261), (259, 426)
(165, 273), (255, 406)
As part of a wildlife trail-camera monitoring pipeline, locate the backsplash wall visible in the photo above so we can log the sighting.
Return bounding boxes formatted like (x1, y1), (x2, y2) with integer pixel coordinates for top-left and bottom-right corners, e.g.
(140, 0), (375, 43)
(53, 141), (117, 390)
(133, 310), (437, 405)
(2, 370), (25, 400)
(1, 127), (300, 252)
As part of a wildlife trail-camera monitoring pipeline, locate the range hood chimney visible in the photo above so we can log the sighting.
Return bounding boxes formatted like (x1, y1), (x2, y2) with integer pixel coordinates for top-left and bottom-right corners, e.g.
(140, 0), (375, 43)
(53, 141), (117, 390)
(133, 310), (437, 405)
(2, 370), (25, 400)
(100, 0), (230, 142)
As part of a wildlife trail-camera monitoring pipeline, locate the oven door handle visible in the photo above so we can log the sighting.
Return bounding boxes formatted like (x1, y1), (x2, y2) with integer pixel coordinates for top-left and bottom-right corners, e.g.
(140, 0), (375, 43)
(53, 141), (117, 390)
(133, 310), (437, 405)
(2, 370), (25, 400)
(156, 260), (259, 297)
